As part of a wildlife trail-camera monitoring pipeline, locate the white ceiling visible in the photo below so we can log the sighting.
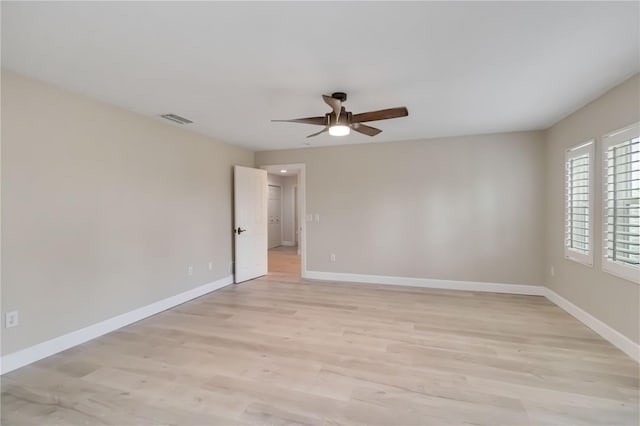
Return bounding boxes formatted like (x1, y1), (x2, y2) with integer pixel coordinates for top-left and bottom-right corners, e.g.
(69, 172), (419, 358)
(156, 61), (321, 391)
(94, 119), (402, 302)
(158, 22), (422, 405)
(2, 2), (639, 151)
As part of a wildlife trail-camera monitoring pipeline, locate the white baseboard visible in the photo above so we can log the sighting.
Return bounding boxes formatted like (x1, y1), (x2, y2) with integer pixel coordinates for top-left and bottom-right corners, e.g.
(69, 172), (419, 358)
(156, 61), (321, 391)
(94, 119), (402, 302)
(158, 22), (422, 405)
(304, 270), (545, 296)
(544, 288), (640, 362)
(281, 241), (296, 247)
(0, 275), (233, 375)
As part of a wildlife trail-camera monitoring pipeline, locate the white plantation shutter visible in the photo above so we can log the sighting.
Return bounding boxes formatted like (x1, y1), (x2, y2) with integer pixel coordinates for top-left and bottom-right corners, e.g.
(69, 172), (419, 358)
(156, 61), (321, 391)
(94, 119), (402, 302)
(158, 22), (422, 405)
(565, 141), (594, 265)
(603, 123), (640, 283)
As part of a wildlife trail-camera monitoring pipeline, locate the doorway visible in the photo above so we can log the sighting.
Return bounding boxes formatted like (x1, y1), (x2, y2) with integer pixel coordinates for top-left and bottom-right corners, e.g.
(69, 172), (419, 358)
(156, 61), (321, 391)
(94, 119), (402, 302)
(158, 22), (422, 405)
(267, 184), (282, 249)
(262, 164), (306, 279)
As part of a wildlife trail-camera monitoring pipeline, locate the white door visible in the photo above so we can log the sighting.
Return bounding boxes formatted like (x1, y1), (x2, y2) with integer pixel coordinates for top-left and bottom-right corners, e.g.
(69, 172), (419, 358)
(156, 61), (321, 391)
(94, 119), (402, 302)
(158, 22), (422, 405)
(268, 185), (282, 249)
(234, 166), (268, 283)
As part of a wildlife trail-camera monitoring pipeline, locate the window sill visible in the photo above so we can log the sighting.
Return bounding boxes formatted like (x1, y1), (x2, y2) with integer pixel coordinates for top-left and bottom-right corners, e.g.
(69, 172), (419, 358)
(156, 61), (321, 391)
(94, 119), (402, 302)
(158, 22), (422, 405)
(564, 253), (593, 268)
(602, 262), (640, 284)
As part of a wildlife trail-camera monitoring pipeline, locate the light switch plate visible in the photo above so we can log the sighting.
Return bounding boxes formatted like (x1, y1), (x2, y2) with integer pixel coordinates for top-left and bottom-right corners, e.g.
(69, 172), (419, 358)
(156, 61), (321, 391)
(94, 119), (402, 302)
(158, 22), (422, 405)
(6, 311), (18, 328)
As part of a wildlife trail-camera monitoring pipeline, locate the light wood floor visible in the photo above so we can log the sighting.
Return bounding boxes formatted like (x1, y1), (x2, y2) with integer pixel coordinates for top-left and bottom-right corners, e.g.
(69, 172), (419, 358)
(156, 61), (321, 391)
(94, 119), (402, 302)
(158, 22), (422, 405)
(268, 245), (301, 277)
(2, 269), (638, 425)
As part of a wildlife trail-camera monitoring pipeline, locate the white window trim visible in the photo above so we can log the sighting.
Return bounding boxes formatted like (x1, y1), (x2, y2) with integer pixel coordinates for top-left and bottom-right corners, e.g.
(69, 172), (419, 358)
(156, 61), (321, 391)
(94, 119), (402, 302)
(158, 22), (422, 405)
(564, 140), (594, 267)
(601, 122), (640, 284)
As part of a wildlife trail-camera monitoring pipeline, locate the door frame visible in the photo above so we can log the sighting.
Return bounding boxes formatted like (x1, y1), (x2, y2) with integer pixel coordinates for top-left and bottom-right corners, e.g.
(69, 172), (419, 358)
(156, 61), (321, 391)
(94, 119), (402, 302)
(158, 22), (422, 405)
(260, 163), (307, 277)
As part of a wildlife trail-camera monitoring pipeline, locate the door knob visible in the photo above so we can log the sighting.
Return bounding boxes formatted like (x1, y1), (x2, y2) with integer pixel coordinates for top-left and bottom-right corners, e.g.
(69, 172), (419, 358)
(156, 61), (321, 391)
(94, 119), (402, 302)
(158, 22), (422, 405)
(236, 227), (247, 234)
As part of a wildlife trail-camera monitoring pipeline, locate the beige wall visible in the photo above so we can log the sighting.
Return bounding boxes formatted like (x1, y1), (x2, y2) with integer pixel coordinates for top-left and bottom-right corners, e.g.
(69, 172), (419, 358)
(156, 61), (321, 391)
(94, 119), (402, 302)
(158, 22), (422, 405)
(1, 71), (254, 355)
(257, 131), (546, 286)
(267, 173), (283, 186)
(544, 74), (640, 344)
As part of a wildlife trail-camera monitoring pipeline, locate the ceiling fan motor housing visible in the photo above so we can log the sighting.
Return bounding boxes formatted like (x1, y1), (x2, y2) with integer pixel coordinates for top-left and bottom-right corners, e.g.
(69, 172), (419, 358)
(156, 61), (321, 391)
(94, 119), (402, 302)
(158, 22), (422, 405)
(331, 92), (347, 102)
(326, 111), (351, 126)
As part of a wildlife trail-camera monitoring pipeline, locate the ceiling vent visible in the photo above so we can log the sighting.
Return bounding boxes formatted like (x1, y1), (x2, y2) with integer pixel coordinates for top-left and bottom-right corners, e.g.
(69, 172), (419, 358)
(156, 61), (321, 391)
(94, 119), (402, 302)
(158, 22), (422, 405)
(160, 114), (193, 125)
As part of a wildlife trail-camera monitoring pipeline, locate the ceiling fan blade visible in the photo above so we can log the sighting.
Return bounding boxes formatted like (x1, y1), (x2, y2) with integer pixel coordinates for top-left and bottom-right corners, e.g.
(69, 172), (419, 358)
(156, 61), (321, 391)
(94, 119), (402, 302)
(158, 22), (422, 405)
(322, 95), (342, 119)
(351, 107), (408, 123)
(351, 123), (382, 137)
(306, 128), (328, 138)
(271, 116), (326, 125)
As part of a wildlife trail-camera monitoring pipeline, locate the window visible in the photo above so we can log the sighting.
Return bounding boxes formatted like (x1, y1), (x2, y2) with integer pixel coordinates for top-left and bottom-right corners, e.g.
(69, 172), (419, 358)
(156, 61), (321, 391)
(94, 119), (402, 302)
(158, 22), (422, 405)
(602, 123), (640, 283)
(565, 140), (594, 266)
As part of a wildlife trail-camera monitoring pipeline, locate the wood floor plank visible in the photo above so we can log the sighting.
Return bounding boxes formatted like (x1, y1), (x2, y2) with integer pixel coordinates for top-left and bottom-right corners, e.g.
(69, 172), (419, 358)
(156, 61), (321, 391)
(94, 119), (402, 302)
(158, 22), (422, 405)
(1, 248), (637, 425)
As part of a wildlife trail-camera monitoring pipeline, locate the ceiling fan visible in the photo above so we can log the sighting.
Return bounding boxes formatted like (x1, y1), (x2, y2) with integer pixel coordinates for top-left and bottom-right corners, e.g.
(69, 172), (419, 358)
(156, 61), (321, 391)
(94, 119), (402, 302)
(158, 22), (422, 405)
(272, 92), (408, 138)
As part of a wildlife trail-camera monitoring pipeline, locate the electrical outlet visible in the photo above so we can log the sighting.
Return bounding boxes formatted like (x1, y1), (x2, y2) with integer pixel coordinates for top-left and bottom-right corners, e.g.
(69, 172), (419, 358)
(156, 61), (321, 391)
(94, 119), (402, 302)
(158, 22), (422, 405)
(330, 253), (336, 262)
(550, 266), (555, 277)
(315, 214), (320, 222)
(188, 265), (193, 276)
(6, 311), (18, 328)
(208, 261), (213, 271)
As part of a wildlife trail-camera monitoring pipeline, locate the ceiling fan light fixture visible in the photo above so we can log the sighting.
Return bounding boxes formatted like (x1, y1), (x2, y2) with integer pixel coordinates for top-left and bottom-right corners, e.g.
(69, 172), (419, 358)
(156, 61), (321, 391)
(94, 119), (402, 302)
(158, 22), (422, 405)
(329, 125), (350, 136)
(272, 93), (408, 139)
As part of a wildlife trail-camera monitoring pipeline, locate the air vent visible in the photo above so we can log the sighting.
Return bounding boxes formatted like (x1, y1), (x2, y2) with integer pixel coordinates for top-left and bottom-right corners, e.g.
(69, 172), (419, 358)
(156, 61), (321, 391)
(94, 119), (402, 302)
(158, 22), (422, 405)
(160, 114), (193, 124)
